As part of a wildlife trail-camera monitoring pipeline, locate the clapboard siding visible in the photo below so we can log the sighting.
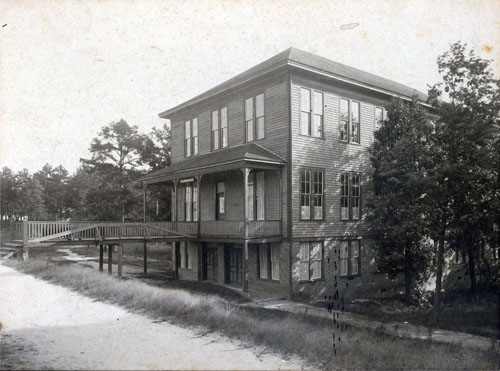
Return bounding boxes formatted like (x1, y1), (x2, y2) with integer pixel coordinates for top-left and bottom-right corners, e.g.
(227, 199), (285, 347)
(290, 73), (392, 238)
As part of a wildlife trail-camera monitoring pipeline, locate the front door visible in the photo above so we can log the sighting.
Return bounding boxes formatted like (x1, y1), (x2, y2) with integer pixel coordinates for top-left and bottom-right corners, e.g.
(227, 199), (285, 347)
(203, 246), (218, 282)
(225, 245), (242, 285)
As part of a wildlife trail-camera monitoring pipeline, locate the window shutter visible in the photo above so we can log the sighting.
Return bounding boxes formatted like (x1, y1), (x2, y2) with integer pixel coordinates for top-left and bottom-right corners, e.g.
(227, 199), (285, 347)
(299, 242), (309, 281)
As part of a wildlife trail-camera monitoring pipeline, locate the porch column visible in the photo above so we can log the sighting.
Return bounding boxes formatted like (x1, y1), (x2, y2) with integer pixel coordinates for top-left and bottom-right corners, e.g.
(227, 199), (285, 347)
(196, 175), (203, 282)
(278, 170), (283, 236)
(108, 244), (113, 275)
(173, 180), (179, 222)
(241, 167), (251, 292)
(99, 244), (104, 271)
(143, 240), (148, 274)
(143, 184), (148, 222)
(118, 244), (123, 277)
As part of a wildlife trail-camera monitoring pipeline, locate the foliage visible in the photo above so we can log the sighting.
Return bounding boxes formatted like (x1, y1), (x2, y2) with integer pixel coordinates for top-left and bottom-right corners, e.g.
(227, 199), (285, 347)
(367, 97), (434, 301)
(428, 42), (500, 300)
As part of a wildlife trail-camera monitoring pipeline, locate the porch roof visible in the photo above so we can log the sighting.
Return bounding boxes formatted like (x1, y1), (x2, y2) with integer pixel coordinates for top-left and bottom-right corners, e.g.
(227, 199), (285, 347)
(139, 143), (285, 185)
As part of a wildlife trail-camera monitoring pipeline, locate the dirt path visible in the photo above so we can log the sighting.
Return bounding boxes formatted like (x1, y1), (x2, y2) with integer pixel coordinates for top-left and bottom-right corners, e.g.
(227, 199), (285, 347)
(0, 264), (306, 370)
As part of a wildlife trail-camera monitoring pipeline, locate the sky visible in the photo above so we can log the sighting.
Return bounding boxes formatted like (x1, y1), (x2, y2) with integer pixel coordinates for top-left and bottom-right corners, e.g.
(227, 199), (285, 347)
(1, 0), (499, 174)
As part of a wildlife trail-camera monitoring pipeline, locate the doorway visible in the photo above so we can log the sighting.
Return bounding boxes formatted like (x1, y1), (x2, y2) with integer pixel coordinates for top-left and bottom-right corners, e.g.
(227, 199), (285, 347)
(202, 244), (218, 282)
(224, 244), (242, 285)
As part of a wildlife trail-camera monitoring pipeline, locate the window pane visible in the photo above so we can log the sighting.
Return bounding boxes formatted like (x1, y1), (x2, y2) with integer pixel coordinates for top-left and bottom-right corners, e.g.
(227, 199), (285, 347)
(256, 94), (264, 118)
(300, 242), (309, 261)
(312, 115), (322, 137)
(340, 259), (348, 276)
(246, 119), (254, 142)
(340, 99), (349, 120)
(222, 128), (228, 148)
(213, 129), (219, 150)
(300, 112), (310, 135)
(340, 121), (348, 141)
(217, 182), (225, 193)
(192, 118), (198, 136)
(221, 107), (227, 128)
(219, 196), (225, 214)
(259, 245), (268, 279)
(300, 88), (311, 112)
(310, 242), (322, 259)
(256, 117), (265, 139)
(351, 101), (360, 122)
(185, 120), (191, 138)
(245, 98), (253, 121)
(313, 91), (323, 115)
(212, 111), (218, 130)
(185, 138), (191, 157)
(310, 260), (322, 280)
(300, 261), (309, 281)
(340, 241), (349, 258)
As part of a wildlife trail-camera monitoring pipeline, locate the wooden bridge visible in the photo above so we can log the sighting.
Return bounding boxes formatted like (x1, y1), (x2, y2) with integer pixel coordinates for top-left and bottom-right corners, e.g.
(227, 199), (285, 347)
(2, 221), (194, 277)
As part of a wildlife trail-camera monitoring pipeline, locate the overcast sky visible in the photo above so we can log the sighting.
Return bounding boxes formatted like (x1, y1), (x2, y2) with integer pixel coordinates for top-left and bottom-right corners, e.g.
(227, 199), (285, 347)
(1, 0), (499, 174)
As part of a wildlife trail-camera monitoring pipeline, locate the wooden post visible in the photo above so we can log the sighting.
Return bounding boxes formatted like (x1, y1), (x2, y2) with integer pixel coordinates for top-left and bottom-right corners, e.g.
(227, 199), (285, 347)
(143, 240), (147, 274)
(108, 244), (113, 275)
(21, 220), (28, 261)
(243, 240), (249, 292)
(99, 244), (104, 271)
(278, 170), (283, 236)
(241, 167), (250, 292)
(173, 180), (179, 222)
(173, 241), (178, 279)
(118, 244), (123, 277)
(196, 175), (203, 281)
(143, 184), (148, 222)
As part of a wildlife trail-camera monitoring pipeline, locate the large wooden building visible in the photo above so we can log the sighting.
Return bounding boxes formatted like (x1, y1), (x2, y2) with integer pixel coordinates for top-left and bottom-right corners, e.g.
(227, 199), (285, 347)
(139, 48), (427, 301)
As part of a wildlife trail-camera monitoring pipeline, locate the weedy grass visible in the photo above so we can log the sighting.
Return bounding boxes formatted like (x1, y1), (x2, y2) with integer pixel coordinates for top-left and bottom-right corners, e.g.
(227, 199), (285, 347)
(6, 259), (499, 370)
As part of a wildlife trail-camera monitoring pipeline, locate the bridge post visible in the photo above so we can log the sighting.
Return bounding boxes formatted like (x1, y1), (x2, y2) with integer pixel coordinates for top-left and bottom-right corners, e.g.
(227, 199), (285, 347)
(99, 244), (104, 271)
(143, 240), (147, 274)
(108, 244), (113, 275)
(118, 244), (123, 277)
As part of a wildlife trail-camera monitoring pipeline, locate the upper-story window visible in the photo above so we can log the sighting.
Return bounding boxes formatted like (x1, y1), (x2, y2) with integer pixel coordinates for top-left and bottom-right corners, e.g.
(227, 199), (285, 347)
(300, 169), (324, 220)
(300, 88), (323, 138)
(340, 173), (361, 221)
(184, 118), (198, 157)
(340, 99), (360, 144)
(184, 182), (198, 222)
(211, 107), (228, 151)
(247, 171), (265, 221)
(245, 94), (265, 142)
(375, 107), (386, 130)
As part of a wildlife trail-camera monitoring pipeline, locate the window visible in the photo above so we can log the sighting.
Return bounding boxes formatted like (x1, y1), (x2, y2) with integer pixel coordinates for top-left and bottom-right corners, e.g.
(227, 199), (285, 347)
(340, 98), (360, 144)
(300, 88), (323, 137)
(271, 244), (280, 280)
(211, 108), (228, 150)
(299, 242), (323, 281)
(247, 171), (265, 221)
(179, 241), (192, 269)
(184, 119), (198, 157)
(184, 183), (198, 222)
(259, 244), (268, 279)
(216, 182), (225, 220)
(375, 107), (385, 130)
(340, 173), (361, 220)
(300, 169), (324, 220)
(340, 240), (360, 277)
(245, 94), (265, 141)
(258, 244), (280, 280)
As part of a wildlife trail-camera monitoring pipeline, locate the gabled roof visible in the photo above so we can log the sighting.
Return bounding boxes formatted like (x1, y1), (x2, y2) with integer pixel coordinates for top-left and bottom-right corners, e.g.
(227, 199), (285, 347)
(139, 143), (285, 184)
(159, 47), (428, 118)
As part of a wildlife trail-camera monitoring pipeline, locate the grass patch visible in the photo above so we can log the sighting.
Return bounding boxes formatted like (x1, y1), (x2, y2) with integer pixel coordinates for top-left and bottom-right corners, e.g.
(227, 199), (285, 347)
(6, 259), (499, 370)
(347, 293), (499, 338)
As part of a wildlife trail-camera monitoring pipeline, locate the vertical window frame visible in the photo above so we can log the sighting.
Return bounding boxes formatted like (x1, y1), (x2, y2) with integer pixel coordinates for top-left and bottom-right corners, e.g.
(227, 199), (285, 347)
(339, 98), (361, 144)
(299, 241), (323, 281)
(340, 173), (362, 221)
(300, 87), (324, 138)
(339, 240), (361, 277)
(300, 168), (324, 221)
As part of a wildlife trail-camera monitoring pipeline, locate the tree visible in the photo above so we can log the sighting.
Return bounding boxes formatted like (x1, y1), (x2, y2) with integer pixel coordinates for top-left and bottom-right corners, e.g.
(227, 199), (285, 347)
(428, 42), (500, 303)
(1, 167), (17, 221)
(367, 97), (434, 302)
(81, 119), (150, 221)
(33, 164), (70, 219)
